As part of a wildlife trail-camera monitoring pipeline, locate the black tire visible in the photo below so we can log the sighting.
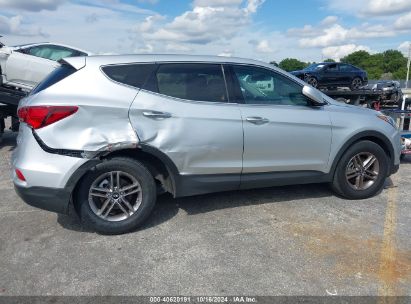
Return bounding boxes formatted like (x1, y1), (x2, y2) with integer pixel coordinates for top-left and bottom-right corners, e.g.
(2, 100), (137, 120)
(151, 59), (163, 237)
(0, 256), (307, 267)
(331, 140), (388, 199)
(350, 77), (362, 91)
(76, 157), (157, 234)
(307, 76), (318, 88)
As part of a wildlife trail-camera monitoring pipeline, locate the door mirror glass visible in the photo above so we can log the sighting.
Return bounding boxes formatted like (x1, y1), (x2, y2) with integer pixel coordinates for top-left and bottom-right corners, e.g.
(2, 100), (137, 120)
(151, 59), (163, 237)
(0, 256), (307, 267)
(302, 85), (327, 106)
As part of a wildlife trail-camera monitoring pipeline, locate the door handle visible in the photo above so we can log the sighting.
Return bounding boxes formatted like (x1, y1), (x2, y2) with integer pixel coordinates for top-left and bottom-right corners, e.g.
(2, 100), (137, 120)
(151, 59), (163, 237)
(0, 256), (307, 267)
(246, 116), (269, 125)
(142, 110), (172, 119)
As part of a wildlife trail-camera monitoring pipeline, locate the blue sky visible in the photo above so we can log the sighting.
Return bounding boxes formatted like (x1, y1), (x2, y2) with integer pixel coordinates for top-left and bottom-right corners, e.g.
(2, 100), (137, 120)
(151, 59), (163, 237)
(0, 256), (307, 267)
(0, 0), (410, 62)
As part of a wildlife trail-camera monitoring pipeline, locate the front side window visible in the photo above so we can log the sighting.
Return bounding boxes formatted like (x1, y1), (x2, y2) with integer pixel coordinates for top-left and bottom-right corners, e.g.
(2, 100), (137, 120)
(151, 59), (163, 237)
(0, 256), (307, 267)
(232, 65), (310, 106)
(155, 64), (228, 103)
(325, 64), (338, 72)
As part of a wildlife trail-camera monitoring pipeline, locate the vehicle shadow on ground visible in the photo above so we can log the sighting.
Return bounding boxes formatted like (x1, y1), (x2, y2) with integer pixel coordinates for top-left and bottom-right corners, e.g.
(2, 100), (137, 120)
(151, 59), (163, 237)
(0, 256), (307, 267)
(0, 131), (17, 151)
(401, 155), (411, 164)
(57, 182), (335, 234)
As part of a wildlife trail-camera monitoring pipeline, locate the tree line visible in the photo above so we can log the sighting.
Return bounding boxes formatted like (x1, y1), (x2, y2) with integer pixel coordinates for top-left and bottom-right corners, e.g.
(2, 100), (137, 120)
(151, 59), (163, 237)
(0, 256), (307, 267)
(270, 49), (408, 80)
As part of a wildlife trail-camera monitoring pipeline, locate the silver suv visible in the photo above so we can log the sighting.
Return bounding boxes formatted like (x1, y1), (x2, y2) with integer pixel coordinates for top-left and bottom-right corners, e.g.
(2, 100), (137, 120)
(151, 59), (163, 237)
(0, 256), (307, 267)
(12, 55), (401, 234)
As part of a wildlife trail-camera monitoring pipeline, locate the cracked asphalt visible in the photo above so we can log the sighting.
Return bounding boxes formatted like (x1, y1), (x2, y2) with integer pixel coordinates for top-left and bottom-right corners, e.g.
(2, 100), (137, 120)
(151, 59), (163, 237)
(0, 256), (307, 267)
(0, 118), (410, 296)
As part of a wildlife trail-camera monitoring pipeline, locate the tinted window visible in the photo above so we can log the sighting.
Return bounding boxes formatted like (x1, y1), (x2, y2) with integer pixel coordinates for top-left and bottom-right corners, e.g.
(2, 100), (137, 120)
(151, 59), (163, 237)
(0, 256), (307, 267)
(30, 64), (76, 95)
(325, 64), (338, 72)
(155, 64), (227, 102)
(102, 64), (157, 88)
(339, 64), (353, 72)
(27, 45), (78, 61)
(232, 65), (309, 106)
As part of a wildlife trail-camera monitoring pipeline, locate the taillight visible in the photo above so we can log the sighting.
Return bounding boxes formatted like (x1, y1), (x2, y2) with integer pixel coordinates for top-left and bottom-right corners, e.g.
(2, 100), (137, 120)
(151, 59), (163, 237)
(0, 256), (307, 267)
(17, 106), (78, 129)
(15, 169), (26, 181)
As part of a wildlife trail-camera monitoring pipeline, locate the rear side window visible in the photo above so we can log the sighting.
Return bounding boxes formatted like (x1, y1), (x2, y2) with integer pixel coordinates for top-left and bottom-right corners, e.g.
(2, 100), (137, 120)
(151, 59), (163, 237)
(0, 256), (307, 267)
(30, 64), (76, 95)
(155, 64), (228, 103)
(339, 64), (354, 72)
(102, 64), (157, 88)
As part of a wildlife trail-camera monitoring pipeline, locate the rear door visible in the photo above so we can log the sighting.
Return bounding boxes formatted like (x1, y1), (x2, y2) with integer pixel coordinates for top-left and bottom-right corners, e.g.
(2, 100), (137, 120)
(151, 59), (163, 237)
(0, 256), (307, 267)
(227, 64), (332, 177)
(128, 63), (243, 182)
(5, 45), (61, 87)
(322, 63), (339, 86)
(4, 48), (33, 85)
(338, 64), (354, 84)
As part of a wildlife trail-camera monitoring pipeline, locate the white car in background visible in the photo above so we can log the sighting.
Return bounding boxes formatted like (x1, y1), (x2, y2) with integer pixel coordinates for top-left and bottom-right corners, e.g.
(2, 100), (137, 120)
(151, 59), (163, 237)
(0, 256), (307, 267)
(0, 41), (89, 91)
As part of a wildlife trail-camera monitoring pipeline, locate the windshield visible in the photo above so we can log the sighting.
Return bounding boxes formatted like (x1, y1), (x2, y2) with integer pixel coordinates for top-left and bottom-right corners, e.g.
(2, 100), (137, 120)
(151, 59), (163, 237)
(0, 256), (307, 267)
(304, 64), (326, 72)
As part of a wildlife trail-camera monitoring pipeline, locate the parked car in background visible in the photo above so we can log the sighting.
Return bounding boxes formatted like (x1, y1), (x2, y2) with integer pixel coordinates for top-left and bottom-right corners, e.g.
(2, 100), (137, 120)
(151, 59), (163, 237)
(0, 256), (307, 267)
(372, 81), (403, 105)
(0, 41), (89, 91)
(13, 55), (400, 234)
(290, 62), (368, 91)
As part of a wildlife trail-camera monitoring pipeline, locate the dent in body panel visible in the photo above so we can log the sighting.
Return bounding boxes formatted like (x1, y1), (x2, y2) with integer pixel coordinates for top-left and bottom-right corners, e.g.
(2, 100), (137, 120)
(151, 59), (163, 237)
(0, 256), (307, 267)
(129, 90), (243, 175)
(27, 62), (140, 152)
(12, 124), (88, 188)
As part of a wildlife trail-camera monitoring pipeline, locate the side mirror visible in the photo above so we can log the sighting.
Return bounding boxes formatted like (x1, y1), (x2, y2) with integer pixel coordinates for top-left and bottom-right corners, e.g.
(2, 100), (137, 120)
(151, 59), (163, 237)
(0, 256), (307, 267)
(302, 85), (327, 106)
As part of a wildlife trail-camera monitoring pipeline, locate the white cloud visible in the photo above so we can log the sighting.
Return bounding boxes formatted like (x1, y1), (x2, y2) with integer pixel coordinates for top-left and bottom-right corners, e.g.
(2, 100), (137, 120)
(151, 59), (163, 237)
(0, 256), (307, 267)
(0, 2), (151, 54)
(0, 14), (47, 36)
(255, 40), (272, 53)
(365, 0), (411, 16)
(0, 0), (66, 12)
(322, 44), (372, 61)
(193, 0), (242, 7)
(398, 41), (410, 55)
(131, 0), (266, 52)
(395, 12), (411, 30)
(137, 0), (158, 4)
(245, 0), (265, 14)
(327, 0), (411, 17)
(294, 22), (397, 48)
(218, 50), (233, 57)
(300, 24), (348, 48)
(287, 25), (316, 37)
(136, 43), (154, 53)
(320, 16), (338, 26)
(165, 43), (192, 52)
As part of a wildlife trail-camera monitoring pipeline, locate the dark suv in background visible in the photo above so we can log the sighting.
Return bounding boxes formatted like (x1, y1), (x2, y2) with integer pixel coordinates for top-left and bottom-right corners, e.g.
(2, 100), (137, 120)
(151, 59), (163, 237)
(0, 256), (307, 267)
(291, 62), (368, 91)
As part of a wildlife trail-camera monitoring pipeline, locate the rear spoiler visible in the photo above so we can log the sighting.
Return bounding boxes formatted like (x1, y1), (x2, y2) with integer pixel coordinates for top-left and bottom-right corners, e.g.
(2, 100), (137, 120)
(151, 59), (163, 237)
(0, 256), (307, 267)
(59, 56), (86, 70)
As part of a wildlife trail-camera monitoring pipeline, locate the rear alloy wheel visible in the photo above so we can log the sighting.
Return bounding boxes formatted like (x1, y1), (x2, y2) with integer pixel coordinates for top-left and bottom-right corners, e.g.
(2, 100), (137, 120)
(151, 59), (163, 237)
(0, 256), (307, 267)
(350, 77), (362, 91)
(76, 157), (156, 234)
(307, 76), (318, 88)
(88, 171), (143, 222)
(332, 140), (388, 199)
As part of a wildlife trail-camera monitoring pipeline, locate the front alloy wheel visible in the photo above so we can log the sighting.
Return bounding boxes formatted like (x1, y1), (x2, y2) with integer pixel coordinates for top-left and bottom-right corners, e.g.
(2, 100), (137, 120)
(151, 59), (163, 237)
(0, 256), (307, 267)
(331, 140), (388, 199)
(345, 152), (380, 190)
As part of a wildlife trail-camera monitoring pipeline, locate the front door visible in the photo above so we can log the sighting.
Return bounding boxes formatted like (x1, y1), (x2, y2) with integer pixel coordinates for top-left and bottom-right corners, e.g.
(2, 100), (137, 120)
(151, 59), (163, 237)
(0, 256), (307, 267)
(129, 63), (244, 179)
(228, 64), (332, 176)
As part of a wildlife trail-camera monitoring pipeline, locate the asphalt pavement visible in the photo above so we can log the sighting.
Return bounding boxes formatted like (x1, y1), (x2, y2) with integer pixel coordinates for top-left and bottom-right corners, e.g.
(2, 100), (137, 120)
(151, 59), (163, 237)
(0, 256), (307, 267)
(0, 122), (410, 296)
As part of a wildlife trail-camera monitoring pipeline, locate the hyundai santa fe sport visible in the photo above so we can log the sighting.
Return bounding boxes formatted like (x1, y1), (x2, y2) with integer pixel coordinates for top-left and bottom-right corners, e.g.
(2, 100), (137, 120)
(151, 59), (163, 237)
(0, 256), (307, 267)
(12, 55), (401, 234)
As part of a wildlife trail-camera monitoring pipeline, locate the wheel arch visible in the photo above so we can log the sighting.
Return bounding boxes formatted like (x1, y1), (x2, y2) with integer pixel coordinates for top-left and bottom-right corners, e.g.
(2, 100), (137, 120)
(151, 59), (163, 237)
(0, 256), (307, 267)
(329, 130), (394, 178)
(67, 144), (180, 206)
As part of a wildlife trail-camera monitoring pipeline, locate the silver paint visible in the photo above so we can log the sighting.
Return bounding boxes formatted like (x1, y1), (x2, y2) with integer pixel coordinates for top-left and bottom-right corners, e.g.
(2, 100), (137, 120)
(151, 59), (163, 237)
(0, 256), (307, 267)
(12, 54), (401, 192)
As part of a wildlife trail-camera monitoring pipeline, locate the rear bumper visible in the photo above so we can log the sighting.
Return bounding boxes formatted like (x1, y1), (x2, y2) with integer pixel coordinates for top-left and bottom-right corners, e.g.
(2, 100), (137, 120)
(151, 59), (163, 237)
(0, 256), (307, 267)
(14, 184), (71, 214)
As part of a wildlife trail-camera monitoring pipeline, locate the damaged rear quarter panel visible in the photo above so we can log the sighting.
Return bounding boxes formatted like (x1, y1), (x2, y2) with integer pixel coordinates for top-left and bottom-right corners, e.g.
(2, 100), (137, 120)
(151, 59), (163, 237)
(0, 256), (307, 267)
(29, 61), (140, 152)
